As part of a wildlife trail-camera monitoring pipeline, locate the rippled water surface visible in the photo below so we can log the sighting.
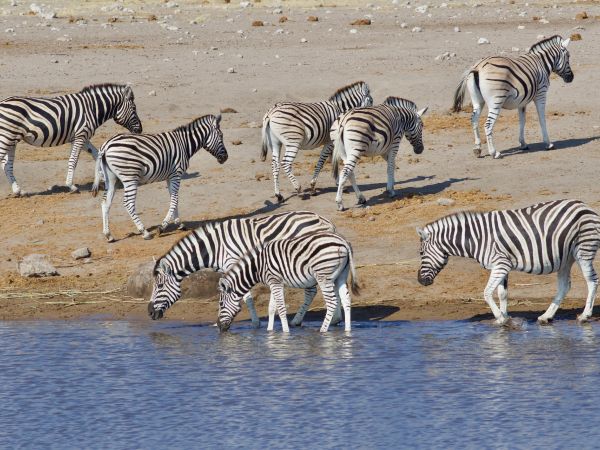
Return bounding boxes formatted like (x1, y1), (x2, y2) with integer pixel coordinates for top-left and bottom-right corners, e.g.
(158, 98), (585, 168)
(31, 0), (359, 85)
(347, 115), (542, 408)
(1, 319), (600, 449)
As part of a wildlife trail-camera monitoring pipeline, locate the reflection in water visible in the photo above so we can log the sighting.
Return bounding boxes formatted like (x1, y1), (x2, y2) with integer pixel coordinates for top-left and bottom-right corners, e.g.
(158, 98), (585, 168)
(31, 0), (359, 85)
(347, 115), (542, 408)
(0, 320), (599, 448)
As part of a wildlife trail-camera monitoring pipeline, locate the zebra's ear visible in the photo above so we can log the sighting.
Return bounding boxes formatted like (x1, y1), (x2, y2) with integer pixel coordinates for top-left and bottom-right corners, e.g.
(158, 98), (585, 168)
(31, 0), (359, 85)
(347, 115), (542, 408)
(215, 114), (222, 127)
(218, 278), (232, 294)
(561, 38), (570, 48)
(417, 107), (429, 117)
(416, 227), (430, 240)
(159, 260), (172, 275)
(124, 85), (134, 99)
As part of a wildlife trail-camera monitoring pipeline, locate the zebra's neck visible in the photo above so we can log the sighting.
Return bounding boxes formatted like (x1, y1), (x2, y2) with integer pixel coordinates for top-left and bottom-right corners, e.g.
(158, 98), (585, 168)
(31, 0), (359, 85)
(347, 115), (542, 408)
(78, 86), (122, 129)
(526, 49), (554, 76)
(432, 212), (481, 260)
(231, 248), (263, 295)
(174, 121), (209, 158)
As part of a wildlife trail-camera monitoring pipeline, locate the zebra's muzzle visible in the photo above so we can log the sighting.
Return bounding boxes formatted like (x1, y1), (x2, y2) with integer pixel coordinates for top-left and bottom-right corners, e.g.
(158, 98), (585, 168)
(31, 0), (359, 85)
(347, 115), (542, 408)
(563, 72), (574, 83)
(417, 274), (433, 286)
(218, 154), (228, 164)
(217, 319), (230, 332)
(147, 301), (164, 320)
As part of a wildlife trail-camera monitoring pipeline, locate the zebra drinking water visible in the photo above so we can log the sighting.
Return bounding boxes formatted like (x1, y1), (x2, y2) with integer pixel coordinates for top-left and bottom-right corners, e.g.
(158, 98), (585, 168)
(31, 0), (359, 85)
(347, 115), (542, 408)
(147, 211), (336, 328)
(217, 231), (360, 333)
(417, 199), (600, 325)
(331, 97), (428, 211)
(260, 81), (373, 202)
(453, 35), (574, 159)
(91, 114), (227, 242)
(0, 83), (142, 195)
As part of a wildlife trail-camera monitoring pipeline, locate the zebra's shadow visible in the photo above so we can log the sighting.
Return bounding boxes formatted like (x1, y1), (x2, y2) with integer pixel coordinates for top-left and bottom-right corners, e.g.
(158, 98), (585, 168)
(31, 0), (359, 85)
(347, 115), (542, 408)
(309, 174), (436, 197)
(468, 305), (600, 323)
(284, 304), (401, 323)
(499, 135), (600, 158)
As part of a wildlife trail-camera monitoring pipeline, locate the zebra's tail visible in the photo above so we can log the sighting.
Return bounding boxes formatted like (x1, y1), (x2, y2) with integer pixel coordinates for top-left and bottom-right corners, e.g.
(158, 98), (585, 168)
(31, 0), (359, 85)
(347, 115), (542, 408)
(452, 69), (478, 113)
(347, 242), (361, 296)
(260, 115), (271, 162)
(332, 130), (345, 181)
(91, 152), (108, 198)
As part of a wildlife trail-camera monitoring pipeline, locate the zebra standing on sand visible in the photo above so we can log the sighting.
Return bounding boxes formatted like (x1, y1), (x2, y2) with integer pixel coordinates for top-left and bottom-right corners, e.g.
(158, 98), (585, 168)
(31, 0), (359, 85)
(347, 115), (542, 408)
(217, 231), (359, 333)
(261, 81), (373, 202)
(147, 211), (337, 328)
(417, 199), (600, 325)
(331, 97), (427, 211)
(453, 35), (573, 159)
(0, 83), (142, 195)
(91, 114), (227, 242)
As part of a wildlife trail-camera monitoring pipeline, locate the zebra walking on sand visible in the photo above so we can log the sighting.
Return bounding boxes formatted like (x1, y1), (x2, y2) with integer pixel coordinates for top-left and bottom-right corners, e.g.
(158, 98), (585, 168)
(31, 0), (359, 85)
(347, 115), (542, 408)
(147, 211), (336, 328)
(261, 81), (373, 202)
(217, 231), (360, 333)
(0, 83), (142, 195)
(453, 35), (573, 159)
(417, 199), (600, 325)
(331, 97), (427, 211)
(91, 114), (227, 242)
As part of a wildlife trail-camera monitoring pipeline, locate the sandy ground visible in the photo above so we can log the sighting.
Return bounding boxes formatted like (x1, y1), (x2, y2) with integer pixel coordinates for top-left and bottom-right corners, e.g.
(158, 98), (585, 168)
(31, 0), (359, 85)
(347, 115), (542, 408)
(0, 0), (599, 325)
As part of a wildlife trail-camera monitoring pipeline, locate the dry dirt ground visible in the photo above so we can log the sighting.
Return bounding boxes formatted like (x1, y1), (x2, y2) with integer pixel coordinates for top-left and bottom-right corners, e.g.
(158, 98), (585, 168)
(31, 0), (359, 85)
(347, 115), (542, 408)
(0, 0), (599, 325)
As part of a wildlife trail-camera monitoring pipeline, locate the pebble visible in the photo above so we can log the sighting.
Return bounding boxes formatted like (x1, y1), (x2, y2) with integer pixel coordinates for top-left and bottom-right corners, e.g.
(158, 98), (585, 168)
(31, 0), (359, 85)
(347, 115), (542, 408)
(477, 37), (490, 44)
(437, 198), (456, 206)
(400, 22), (407, 28)
(227, 67), (236, 73)
(411, 26), (422, 32)
(537, 34), (545, 40)
(240, 1), (252, 7)
(350, 28), (358, 34)
(272, 8), (282, 14)
(511, 47), (519, 52)
(517, 25), (525, 30)
(300, 38), (308, 43)
(18, 254), (58, 278)
(165, 1), (178, 7)
(453, 26), (460, 32)
(148, 90), (156, 96)
(71, 247), (91, 260)
(415, 5), (428, 14)
(274, 28), (284, 34)
(5, 28), (14, 33)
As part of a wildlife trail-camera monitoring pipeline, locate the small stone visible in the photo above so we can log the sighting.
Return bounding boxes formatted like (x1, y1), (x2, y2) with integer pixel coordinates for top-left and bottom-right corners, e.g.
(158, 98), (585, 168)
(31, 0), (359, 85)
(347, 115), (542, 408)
(453, 26), (460, 32)
(272, 8), (282, 14)
(437, 198), (456, 206)
(415, 5), (428, 13)
(240, 1), (251, 8)
(411, 26), (422, 32)
(517, 25), (525, 30)
(477, 37), (490, 44)
(537, 34), (545, 40)
(300, 37), (308, 43)
(570, 33), (582, 41)
(5, 28), (15, 33)
(18, 254), (58, 278)
(350, 28), (357, 34)
(231, 140), (242, 145)
(511, 47), (520, 52)
(279, 16), (288, 23)
(575, 11), (588, 20)
(252, 20), (264, 26)
(227, 67), (236, 73)
(148, 90), (156, 96)
(274, 28), (284, 34)
(220, 107), (238, 113)
(400, 22), (407, 28)
(539, 18), (549, 24)
(165, 1), (178, 7)
(350, 18), (371, 25)
(71, 247), (91, 260)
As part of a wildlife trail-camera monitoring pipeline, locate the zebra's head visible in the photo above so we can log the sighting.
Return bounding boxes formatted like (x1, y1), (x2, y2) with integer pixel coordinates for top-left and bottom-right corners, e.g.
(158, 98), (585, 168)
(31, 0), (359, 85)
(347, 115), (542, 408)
(115, 85), (143, 134)
(530, 35), (574, 83)
(216, 277), (242, 332)
(147, 259), (181, 320)
(405, 107), (428, 155)
(205, 114), (228, 164)
(416, 226), (448, 286)
(554, 37), (574, 83)
(330, 81), (373, 111)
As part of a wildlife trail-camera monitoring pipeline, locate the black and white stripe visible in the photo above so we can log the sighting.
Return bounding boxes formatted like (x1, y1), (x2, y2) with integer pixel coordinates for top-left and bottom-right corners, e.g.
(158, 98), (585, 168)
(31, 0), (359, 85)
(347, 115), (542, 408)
(91, 114), (227, 242)
(453, 35), (574, 158)
(417, 199), (600, 324)
(0, 83), (142, 195)
(217, 231), (360, 333)
(331, 97), (427, 211)
(260, 81), (373, 202)
(147, 211), (336, 328)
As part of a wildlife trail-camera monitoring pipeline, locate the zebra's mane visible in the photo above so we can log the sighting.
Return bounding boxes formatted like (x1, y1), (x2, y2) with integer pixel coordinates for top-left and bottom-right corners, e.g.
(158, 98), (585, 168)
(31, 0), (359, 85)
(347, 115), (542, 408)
(425, 209), (484, 229)
(383, 97), (417, 112)
(172, 115), (216, 133)
(80, 83), (128, 94)
(328, 81), (367, 102)
(529, 35), (562, 53)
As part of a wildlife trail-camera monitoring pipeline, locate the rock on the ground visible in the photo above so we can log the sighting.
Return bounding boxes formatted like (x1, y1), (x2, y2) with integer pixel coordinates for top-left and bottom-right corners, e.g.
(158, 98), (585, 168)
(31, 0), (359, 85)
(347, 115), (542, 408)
(478, 37), (490, 45)
(71, 247), (91, 260)
(126, 261), (222, 300)
(18, 254), (58, 277)
(437, 197), (456, 206)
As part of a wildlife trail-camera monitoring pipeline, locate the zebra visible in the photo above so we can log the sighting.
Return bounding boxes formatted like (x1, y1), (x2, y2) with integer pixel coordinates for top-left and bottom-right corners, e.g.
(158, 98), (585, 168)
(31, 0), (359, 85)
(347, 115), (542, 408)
(453, 35), (573, 159)
(91, 114), (227, 242)
(147, 210), (337, 328)
(260, 81), (373, 202)
(416, 199), (600, 325)
(0, 83), (142, 196)
(217, 231), (360, 333)
(331, 97), (428, 211)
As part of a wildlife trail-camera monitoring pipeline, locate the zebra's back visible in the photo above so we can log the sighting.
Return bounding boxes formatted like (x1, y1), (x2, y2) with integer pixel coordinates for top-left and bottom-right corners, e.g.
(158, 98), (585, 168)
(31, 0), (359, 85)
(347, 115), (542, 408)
(336, 104), (401, 155)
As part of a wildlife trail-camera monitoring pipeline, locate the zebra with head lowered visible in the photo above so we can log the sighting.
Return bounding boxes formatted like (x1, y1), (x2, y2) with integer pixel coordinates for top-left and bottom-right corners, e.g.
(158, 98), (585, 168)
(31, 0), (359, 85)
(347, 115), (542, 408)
(453, 35), (573, 159)
(147, 211), (336, 328)
(417, 199), (600, 325)
(0, 83), (142, 195)
(260, 81), (373, 202)
(217, 231), (359, 333)
(331, 97), (428, 211)
(91, 114), (227, 242)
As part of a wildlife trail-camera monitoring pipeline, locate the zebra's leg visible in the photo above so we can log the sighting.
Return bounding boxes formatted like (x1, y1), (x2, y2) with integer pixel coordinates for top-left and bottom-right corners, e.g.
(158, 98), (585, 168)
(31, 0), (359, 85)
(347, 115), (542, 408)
(336, 275), (352, 332)
(158, 175), (181, 234)
(65, 137), (86, 192)
(349, 172), (366, 206)
(267, 291), (276, 331)
(483, 267), (511, 324)
(484, 107), (502, 159)
(576, 258), (598, 323)
(290, 285), (317, 327)
(122, 180), (152, 240)
(309, 142), (333, 195)
(317, 278), (338, 333)
(336, 163), (363, 211)
(270, 283), (289, 333)
(281, 145), (301, 196)
(538, 262), (572, 324)
(467, 75), (485, 157)
(385, 145), (400, 198)
(242, 292), (260, 329)
(534, 97), (553, 150)
(518, 106), (528, 150)
(0, 145), (21, 195)
(270, 140), (284, 202)
(101, 170), (118, 242)
(497, 275), (509, 317)
(86, 141), (99, 160)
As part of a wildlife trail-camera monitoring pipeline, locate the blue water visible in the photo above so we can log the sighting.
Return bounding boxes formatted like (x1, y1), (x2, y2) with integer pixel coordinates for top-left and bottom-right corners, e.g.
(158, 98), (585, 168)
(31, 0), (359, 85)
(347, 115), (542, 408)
(1, 319), (599, 449)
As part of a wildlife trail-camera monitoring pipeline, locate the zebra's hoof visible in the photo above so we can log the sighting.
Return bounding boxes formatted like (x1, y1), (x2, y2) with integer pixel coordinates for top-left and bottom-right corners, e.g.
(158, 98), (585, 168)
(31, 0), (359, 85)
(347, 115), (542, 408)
(143, 231), (153, 240)
(68, 185), (80, 194)
(545, 143), (555, 150)
(275, 194), (284, 203)
(177, 223), (187, 231)
(493, 153), (502, 159)
(473, 147), (482, 158)
(537, 316), (552, 325)
(337, 204), (346, 212)
(105, 233), (115, 243)
(519, 144), (529, 150)
(576, 314), (590, 324)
